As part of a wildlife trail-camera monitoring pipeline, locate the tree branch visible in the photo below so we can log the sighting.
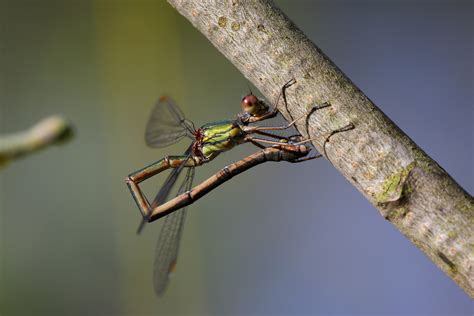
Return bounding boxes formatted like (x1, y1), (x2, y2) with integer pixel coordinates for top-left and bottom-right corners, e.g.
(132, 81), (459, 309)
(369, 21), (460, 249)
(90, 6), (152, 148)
(167, 0), (473, 297)
(0, 116), (74, 169)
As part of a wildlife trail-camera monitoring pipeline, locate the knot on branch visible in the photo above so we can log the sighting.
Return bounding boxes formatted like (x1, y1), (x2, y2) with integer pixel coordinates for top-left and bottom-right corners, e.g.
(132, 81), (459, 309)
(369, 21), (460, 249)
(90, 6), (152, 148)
(375, 162), (416, 221)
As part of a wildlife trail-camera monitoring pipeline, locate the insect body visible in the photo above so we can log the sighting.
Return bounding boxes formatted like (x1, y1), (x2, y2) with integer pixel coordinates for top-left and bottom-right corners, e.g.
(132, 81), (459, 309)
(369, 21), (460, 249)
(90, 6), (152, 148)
(126, 80), (353, 296)
(195, 120), (245, 160)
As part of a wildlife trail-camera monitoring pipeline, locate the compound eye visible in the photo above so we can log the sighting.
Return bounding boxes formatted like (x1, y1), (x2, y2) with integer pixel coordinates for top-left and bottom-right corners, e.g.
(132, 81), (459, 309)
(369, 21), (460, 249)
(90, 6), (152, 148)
(241, 94), (258, 109)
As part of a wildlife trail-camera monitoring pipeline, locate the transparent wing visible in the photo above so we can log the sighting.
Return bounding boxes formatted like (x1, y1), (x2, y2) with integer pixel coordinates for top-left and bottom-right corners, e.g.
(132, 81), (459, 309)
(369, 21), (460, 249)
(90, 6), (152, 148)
(136, 145), (193, 235)
(153, 166), (195, 296)
(145, 96), (194, 148)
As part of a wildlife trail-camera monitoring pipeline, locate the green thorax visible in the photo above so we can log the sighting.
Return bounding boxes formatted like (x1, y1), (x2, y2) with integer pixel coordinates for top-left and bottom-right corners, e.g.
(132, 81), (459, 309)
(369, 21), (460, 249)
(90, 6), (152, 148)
(199, 120), (245, 160)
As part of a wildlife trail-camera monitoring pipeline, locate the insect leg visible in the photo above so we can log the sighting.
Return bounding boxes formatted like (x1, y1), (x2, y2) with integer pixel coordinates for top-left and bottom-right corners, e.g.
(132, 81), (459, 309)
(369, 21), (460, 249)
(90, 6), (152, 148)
(281, 78), (297, 121)
(322, 122), (355, 159)
(245, 136), (289, 147)
(284, 122), (355, 160)
(125, 155), (200, 219)
(243, 101), (331, 134)
(147, 145), (310, 222)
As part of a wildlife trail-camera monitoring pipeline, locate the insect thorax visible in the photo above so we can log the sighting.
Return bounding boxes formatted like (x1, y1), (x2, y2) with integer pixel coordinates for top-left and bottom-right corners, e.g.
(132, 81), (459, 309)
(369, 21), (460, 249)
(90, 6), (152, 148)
(198, 120), (245, 160)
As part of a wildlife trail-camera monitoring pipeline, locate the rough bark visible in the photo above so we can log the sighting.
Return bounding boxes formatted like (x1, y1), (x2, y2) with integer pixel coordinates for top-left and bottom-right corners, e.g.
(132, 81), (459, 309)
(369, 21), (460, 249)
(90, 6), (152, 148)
(167, 0), (473, 297)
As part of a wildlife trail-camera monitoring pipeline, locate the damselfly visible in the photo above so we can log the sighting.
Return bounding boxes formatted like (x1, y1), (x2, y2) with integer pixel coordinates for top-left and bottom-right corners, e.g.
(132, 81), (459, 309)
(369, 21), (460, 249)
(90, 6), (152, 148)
(126, 80), (350, 296)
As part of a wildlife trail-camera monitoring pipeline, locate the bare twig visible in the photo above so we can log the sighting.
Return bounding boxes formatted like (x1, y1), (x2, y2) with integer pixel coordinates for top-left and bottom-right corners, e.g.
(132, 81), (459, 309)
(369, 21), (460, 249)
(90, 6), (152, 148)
(167, 0), (473, 297)
(0, 115), (74, 169)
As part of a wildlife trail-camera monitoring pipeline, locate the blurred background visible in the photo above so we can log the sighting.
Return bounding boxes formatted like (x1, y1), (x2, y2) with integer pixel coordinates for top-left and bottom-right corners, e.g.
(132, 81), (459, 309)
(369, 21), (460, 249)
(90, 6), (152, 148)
(1, 0), (472, 315)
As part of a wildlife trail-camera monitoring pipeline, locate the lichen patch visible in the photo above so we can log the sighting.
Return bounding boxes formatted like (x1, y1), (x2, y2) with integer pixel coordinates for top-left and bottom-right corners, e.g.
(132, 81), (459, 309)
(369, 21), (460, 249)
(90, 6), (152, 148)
(376, 162), (415, 204)
(231, 21), (240, 31)
(218, 16), (227, 28)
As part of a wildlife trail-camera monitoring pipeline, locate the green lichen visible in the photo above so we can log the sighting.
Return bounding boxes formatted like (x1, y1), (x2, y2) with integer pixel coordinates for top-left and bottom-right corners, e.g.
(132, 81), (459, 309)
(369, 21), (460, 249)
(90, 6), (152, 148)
(411, 146), (436, 173)
(218, 16), (227, 28)
(455, 200), (474, 226)
(231, 22), (240, 31)
(376, 162), (416, 204)
(404, 181), (414, 195)
(447, 231), (458, 239)
(385, 207), (409, 221)
(457, 200), (474, 213)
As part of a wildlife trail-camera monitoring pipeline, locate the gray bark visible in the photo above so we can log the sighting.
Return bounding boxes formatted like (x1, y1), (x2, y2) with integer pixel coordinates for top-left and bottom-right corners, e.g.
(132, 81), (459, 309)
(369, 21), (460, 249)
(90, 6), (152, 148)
(167, 0), (473, 297)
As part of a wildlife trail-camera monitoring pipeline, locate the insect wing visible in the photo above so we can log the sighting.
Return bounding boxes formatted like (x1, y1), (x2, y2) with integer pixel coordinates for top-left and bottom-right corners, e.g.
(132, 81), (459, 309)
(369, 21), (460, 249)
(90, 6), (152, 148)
(151, 145), (193, 208)
(134, 168), (182, 234)
(145, 96), (194, 148)
(153, 167), (195, 296)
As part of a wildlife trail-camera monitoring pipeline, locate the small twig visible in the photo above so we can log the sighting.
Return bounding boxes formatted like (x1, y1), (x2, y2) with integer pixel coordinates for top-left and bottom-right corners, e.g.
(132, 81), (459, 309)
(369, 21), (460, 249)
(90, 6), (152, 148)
(0, 115), (74, 169)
